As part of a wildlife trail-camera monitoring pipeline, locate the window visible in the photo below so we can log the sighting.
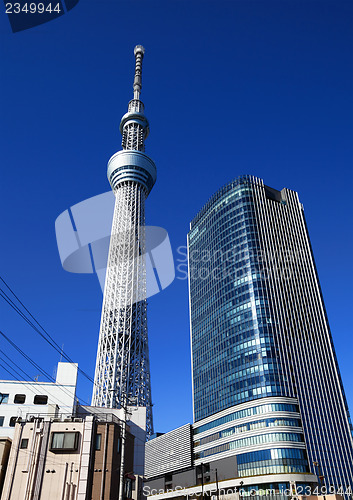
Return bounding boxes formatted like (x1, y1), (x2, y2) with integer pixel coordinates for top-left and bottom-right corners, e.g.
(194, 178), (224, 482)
(124, 478), (135, 499)
(0, 417), (4, 427)
(95, 434), (102, 450)
(0, 394), (9, 404)
(9, 417), (21, 427)
(20, 439), (29, 449)
(14, 394), (26, 404)
(264, 185), (282, 203)
(33, 395), (48, 405)
(50, 432), (79, 452)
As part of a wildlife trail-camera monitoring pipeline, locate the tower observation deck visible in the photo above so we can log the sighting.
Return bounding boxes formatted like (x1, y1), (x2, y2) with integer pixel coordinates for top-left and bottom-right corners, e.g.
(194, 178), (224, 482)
(92, 46), (156, 438)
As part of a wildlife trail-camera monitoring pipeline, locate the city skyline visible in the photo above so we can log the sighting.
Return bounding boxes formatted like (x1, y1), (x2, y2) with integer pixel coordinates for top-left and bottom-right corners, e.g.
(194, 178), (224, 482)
(0, 1), (352, 435)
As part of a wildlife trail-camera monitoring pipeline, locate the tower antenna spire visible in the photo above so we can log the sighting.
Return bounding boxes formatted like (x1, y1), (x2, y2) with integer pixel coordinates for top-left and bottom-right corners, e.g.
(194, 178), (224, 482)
(119, 45), (150, 152)
(133, 45), (145, 100)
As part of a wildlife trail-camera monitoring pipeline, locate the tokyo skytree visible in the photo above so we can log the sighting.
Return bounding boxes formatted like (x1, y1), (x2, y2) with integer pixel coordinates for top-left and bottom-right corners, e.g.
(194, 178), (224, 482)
(92, 46), (156, 437)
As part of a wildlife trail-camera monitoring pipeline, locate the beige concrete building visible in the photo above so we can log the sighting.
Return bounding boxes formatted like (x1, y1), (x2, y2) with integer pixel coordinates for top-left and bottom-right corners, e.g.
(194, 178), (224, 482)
(1, 409), (139, 500)
(0, 438), (11, 496)
(0, 362), (79, 498)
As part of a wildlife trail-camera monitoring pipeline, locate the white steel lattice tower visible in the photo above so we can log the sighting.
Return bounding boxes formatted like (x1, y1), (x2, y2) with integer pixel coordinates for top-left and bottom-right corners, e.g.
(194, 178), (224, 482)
(92, 46), (156, 437)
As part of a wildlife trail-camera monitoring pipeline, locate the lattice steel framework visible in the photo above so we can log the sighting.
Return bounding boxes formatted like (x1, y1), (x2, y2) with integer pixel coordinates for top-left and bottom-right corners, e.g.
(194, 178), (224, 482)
(92, 46), (156, 438)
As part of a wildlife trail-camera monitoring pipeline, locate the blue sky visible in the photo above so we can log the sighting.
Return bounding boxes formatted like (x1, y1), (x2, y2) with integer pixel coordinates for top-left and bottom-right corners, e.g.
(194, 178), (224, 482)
(0, 0), (352, 433)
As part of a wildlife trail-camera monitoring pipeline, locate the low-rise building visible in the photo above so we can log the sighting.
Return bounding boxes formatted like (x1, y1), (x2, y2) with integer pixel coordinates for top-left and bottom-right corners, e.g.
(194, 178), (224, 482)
(0, 439), (11, 496)
(0, 362), (78, 497)
(1, 409), (139, 500)
(144, 400), (327, 500)
(0, 362), (78, 441)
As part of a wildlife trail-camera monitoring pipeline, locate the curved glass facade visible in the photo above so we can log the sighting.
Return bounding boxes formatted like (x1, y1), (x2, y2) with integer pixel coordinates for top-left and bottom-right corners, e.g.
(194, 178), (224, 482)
(196, 432), (304, 459)
(188, 175), (353, 489)
(237, 448), (309, 477)
(195, 417), (302, 446)
(189, 177), (289, 420)
(193, 401), (299, 434)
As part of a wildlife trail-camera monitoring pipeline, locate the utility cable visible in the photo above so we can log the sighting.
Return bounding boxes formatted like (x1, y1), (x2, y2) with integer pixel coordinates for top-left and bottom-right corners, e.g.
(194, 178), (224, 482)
(0, 276), (95, 385)
(0, 329), (90, 408)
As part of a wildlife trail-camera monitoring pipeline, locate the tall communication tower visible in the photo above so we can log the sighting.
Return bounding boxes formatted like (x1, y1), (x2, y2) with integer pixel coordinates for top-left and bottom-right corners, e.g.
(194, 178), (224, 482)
(92, 46), (156, 437)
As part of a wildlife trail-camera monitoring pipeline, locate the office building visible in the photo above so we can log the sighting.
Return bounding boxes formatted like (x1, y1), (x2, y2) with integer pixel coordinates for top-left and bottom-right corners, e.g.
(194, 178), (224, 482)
(189, 175), (353, 488)
(145, 175), (353, 497)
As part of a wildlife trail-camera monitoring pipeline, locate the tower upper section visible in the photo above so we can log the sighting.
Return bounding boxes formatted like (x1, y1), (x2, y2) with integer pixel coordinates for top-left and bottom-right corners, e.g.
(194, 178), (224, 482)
(120, 45), (149, 152)
(107, 45), (156, 195)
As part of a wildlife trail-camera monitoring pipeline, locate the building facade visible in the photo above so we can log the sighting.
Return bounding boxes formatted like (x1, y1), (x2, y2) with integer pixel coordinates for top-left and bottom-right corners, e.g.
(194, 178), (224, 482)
(187, 176), (353, 490)
(0, 439), (11, 496)
(92, 45), (155, 438)
(145, 175), (353, 499)
(145, 408), (317, 498)
(0, 362), (78, 441)
(0, 362), (78, 497)
(145, 424), (193, 480)
(0, 408), (141, 500)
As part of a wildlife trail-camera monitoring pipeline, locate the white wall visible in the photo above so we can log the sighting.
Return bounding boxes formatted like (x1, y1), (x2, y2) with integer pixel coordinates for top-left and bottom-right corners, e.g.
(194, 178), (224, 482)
(0, 362), (78, 440)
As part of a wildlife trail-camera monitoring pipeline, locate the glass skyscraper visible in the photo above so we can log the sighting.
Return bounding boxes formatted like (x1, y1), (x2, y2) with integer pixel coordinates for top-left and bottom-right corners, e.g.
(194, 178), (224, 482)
(188, 175), (353, 490)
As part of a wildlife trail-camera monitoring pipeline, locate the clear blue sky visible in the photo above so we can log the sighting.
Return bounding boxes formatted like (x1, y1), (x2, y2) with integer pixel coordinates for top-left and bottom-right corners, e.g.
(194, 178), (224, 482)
(0, 0), (352, 433)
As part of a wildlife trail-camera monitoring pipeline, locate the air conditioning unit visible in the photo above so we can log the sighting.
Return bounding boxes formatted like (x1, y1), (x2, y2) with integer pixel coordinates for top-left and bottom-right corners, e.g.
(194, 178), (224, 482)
(73, 418), (82, 422)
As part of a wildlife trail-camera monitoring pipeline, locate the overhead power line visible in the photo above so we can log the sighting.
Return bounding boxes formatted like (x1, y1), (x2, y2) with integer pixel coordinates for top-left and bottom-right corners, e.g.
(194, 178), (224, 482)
(0, 350), (33, 381)
(0, 275), (95, 385)
(0, 328), (92, 407)
(0, 276), (145, 418)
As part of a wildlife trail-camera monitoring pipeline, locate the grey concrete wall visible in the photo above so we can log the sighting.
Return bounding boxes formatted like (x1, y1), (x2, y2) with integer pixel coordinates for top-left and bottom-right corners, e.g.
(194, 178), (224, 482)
(208, 456), (238, 481)
(144, 455), (238, 494)
(172, 469), (195, 488)
(144, 477), (164, 493)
